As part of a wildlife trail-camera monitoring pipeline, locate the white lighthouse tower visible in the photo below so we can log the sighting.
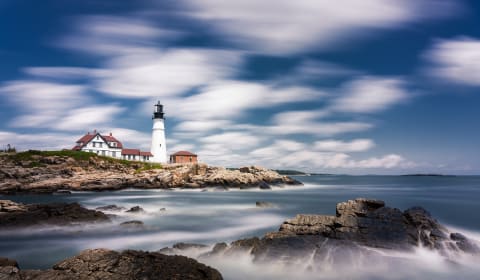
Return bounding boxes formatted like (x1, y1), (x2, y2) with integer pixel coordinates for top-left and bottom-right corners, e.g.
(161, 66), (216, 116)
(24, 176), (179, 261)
(150, 101), (167, 163)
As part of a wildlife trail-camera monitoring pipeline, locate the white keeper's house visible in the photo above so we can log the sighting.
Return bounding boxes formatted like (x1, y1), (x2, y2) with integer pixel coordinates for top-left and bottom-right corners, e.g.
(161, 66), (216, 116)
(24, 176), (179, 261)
(72, 101), (168, 163)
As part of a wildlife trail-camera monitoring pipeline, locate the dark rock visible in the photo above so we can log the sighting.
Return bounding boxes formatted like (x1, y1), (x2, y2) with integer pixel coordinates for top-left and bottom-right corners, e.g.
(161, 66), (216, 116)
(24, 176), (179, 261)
(258, 181), (271, 189)
(119, 220), (144, 228)
(450, 232), (480, 253)
(0, 257), (18, 269)
(53, 190), (71, 195)
(0, 200), (110, 228)
(173, 243), (209, 250)
(126, 206), (145, 213)
(211, 242), (228, 255)
(235, 198), (479, 260)
(18, 248), (223, 279)
(96, 205), (126, 212)
(159, 207), (166, 211)
(256, 201), (275, 208)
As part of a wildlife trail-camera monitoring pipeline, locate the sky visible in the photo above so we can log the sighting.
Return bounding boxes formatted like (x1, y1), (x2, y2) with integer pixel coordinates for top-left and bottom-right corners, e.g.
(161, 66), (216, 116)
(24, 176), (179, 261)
(0, 0), (480, 174)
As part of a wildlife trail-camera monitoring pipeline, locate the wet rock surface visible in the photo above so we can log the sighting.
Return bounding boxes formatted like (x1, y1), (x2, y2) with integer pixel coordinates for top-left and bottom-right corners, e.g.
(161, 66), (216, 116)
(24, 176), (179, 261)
(0, 200), (110, 228)
(162, 198), (480, 264)
(0, 152), (302, 194)
(0, 249), (223, 280)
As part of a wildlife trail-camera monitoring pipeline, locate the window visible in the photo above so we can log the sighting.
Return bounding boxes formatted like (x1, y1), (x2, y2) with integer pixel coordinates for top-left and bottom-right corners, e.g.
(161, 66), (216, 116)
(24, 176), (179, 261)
(189, 156), (192, 162)
(93, 142), (96, 147)
(102, 151), (106, 156)
(99, 143), (103, 148)
(96, 136), (99, 140)
(112, 152), (116, 157)
(89, 150), (93, 153)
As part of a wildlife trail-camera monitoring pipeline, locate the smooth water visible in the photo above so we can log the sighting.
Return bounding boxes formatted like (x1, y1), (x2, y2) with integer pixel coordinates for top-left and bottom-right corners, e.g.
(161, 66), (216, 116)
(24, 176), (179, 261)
(1, 175), (480, 279)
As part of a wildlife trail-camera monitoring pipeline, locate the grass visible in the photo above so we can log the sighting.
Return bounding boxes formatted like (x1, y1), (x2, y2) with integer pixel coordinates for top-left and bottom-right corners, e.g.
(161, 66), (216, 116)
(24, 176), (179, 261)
(5, 150), (163, 170)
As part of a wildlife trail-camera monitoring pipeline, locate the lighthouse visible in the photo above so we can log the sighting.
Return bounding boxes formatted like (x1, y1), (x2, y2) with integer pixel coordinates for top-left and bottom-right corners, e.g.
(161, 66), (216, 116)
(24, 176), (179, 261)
(150, 101), (167, 163)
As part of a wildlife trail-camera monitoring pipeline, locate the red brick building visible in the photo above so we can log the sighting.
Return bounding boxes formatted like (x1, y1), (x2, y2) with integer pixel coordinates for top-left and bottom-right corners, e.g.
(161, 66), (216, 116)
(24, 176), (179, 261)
(169, 151), (198, 164)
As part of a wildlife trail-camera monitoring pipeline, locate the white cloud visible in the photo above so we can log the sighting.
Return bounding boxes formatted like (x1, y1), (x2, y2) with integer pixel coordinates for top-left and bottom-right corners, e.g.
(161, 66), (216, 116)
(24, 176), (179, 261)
(332, 77), (408, 113)
(183, 0), (458, 54)
(1, 80), (86, 111)
(166, 81), (323, 121)
(53, 105), (125, 131)
(0, 131), (75, 151)
(200, 132), (263, 149)
(61, 15), (181, 56)
(0, 80), (125, 132)
(175, 120), (233, 132)
(23, 67), (99, 79)
(314, 139), (375, 152)
(324, 153), (408, 168)
(0, 81), (87, 128)
(95, 49), (243, 99)
(425, 37), (480, 86)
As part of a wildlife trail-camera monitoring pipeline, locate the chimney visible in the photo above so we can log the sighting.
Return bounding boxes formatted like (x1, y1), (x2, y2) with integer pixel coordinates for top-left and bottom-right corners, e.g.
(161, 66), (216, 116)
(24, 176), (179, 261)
(110, 132), (112, 136)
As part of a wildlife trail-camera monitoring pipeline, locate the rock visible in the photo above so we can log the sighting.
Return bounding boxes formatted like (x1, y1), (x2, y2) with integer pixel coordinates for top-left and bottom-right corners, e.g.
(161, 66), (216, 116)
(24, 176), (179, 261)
(173, 243), (209, 250)
(0, 200), (27, 213)
(256, 201), (275, 208)
(0, 257), (20, 280)
(211, 242), (228, 255)
(159, 207), (166, 211)
(258, 181), (271, 189)
(96, 205), (126, 212)
(0, 152), (302, 193)
(0, 258), (18, 269)
(52, 190), (71, 195)
(16, 249), (223, 279)
(126, 206), (145, 213)
(0, 200), (110, 228)
(181, 198), (480, 265)
(119, 220), (144, 228)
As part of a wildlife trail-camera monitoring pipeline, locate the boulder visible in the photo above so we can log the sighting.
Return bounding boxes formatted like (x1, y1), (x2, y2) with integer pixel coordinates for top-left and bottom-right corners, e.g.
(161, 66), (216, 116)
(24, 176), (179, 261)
(256, 201), (275, 208)
(176, 198), (479, 265)
(14, 249), (223, 279)
(0, 200), (110, 228)
(119, 220), (144, 228)
(96, 205), (126, 212)
(125, 206), (145, 213)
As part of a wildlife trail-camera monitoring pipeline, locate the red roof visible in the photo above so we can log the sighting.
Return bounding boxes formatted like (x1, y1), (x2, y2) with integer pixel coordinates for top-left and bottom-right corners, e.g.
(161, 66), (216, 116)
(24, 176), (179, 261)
(122, 149), (152, 156)
(122, 149), (140, 155)
(171, 151), (197, 156)
(73, 131), (123, 149)
(103, 135), (123, 148)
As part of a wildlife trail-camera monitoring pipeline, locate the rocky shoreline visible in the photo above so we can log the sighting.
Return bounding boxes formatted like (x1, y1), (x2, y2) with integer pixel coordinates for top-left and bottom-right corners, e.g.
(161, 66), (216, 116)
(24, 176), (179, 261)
(0, 151), (302, 194)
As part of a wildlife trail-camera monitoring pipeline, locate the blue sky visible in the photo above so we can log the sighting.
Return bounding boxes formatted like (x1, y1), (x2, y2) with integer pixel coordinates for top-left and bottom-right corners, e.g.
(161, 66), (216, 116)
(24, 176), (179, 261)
(1, 0), (480, 174)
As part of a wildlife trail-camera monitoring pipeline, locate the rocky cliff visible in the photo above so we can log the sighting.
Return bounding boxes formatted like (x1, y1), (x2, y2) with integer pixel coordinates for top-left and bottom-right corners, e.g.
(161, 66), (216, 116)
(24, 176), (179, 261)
(0, 151), (301, 194)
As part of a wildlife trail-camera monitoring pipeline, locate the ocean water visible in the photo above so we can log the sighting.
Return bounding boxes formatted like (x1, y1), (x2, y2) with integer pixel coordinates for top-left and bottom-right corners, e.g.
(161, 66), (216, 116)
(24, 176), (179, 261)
(1, 175), (480, 279)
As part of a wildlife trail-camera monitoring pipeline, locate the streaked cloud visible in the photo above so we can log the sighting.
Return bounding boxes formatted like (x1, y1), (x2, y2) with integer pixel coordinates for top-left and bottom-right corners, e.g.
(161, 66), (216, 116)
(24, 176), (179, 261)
(96, 49), (243, 99)
(183, 0), (459, 54)
(425, 37), (480, 86)
(331, 77), (409, 113)
(60, 15), (181, 56)
(314, 139), (375, 152)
